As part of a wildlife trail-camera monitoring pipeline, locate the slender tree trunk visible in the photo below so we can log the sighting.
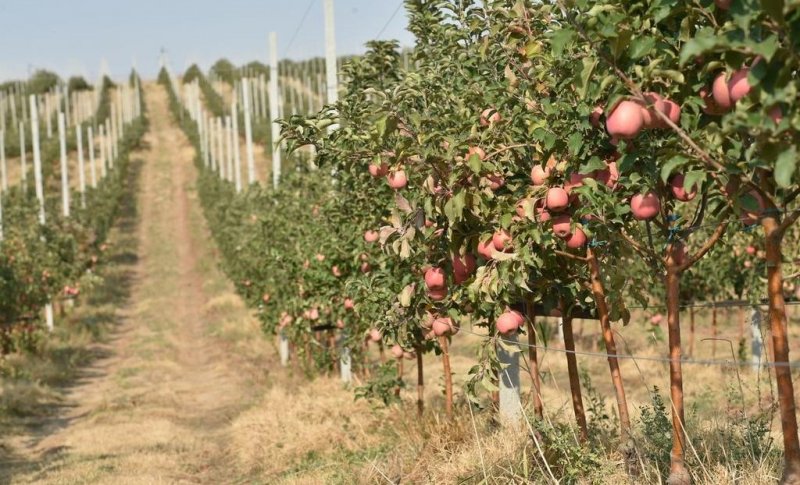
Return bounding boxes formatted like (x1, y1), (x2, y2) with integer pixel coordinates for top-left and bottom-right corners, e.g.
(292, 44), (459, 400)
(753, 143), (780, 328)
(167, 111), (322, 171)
(666, 254), (690, 485)
(525, 300), (543, 419)
(763, 218), (800, 484)
(440, 336), (453, 419)
(738, 305), (745, 346)
(688, 306), (695, 357)
(379, 342), (386, 364)
(416, 347), (424, 416)
(711, 302), (718, 358)
(561, 303), (588, 443)
(395, 358), (403, 398)
(587, 249), (632, 438)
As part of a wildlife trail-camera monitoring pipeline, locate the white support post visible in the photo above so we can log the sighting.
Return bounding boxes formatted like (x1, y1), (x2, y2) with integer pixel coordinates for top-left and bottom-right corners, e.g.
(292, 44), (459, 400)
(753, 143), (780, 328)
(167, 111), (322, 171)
(57, 113), (70, 217)
(279, 332), (290, 367)
(105, 119), (114, 169)
(225, 116), (233, 182)
(323, 0), (339, 108)
(19, 121), (27, 192)
(44, 94), (53, 138)
(498, 332), (522, 426)
(751, 307), (763, 369)
(216, 118), (224, 179)
(269, 32), (281, 189)
(0, 130), (7, 192)
(99, 125), (108, 179)
(209, 116), (217, 172)
(76, 125), (86, 209)
(88, 126), (97, 188)
(340, 339), (352, 383)
(231, 103), (242, 192)
(30, 95), (53, 332)
(242, 80), (256, 185)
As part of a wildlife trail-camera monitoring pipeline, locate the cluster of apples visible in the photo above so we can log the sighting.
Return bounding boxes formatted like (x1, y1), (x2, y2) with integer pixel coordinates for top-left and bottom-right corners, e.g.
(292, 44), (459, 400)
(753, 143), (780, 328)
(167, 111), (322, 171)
(368, 159), (408, 190)
(390, 344), (417, 360)
(603, 92), (681, 141)
(421, 312), (460, 338)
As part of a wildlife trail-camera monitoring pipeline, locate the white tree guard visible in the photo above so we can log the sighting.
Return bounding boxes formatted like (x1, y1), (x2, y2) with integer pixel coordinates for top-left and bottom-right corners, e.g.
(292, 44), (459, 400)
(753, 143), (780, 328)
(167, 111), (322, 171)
(498, 332), (522, 426)
(57, 113), (70, 217)
(0, 130), (7, 192)
(76, 125), (86, 209)
(19, 121), (27, 191)
(231, 103), (242, 192)
(269, 32), (281, 189)
(242, 80), (256, 185)
(279, 331), (290, 367)
(751, 307), (763, 369)
(88, 125), (97, 188)
(29, 95), (53, 332)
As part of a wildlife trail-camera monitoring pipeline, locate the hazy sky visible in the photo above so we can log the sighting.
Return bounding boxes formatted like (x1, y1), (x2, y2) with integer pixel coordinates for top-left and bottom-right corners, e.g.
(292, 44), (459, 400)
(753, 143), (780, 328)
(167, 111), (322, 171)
(0, 0), (414, 82)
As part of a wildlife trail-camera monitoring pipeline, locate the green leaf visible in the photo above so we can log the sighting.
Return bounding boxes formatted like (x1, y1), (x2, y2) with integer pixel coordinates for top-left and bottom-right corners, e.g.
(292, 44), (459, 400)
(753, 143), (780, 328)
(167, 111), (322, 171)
(576, 57), (598, 99)
(549, 28), (575, 57)
(750, 35), (780, 61)
(683, 170), (705, 195)
(444, 191), (467, 223)
(660, 155), (689, 183)
(468, 153), (482, 174)
(775, 147), (797, 188)
(679, 32), (722, 65)
(629, 36), (655, 60)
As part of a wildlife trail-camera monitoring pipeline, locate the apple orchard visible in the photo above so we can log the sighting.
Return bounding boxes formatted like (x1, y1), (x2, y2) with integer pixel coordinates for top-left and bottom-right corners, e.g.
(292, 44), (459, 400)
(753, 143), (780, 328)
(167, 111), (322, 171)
(162, 1), (800, 484)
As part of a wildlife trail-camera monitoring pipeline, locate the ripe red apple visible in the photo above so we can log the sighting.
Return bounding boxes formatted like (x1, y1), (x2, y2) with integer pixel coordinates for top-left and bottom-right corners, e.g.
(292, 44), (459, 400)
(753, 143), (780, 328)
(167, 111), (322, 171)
(492, 229), (512, 251)
(432, 317), (454, 337)
(387, 170), (408, 189)
(712, 73), (733, 110)
(530, 165), (550, 186)
(468, 146), (486, 160)
(315, 253), (326, 262)
(546, 187), (570, 212)
(391, 344), (404, 359)
(650, 314), (663, 325)
(516, 198), (533, 220)
(630, 192), (661, 220)
(332, 266), (342, 277)
(344, 298), (355, 310)
(606, 100), (645, 139)
(646, 93), (681, 128)
(566, 226), (587, 248)
(424, 267), (447, 290)
(360, 262), (371, 273)
(496, 310), (524, 335)
(535, 200), (551, 223)
(728, 68), (751, 102)
(368, 328), (382, 342)
(552, 214), (572, 239)
(428, 287), (448, 301)
(368, 162), (389, 177)
(480, 108), (501, 126)
(715, 0), (731, 8)
(564, 173), (590, 194)
(262, 293), (271, 304)
(364, 230), (379, 243)
(452, 252), (477, 284)
(308, 307), (320, 320)
(744, 260), (753, 269)
(477, 238), (496, 260)
(746, 245), (756, 255)
(670, 174), (697, 202)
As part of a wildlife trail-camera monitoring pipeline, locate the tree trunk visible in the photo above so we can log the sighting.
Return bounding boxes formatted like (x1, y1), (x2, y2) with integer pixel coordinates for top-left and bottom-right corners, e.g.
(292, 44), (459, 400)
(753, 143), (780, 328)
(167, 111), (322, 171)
(561, 303), (588, 443)
(738, 306), (745, 346)
(416, 347), (424, 416)
(525, 300), (543, 419)
(666, 254), (690, 485)
(688, 306), (695, 358)
(395, 358), (403, 398)
(587, 249), (632, 438)
(711, 302), (718, 358)
(763, 217), (800, 484)
(440, 336), (453, 419)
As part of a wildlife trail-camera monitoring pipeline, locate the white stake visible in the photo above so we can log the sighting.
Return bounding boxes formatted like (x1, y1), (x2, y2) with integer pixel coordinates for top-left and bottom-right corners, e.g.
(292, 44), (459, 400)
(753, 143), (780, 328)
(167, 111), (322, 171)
(232, 103), (242, 192)
(29, 96), (46, 225)
(76, 125), (86, 209)
(242, 80), (256, 185)
(99, 125), (108, 179)
(269, 32), (281, 189)
(0, 130), (7, 192)
(225, 116), (233, 182)
(57, 113), (70, 217)
(19, 121), (27, 192)
(88, 126), (97, 188)
(751, 307), (763, 370)
(216, 118), (224, 179)
(209, 116), (217, 171)
(324, 0), (339, 107)
(498, 332), (522, 426)
(105, 119), (114, 169)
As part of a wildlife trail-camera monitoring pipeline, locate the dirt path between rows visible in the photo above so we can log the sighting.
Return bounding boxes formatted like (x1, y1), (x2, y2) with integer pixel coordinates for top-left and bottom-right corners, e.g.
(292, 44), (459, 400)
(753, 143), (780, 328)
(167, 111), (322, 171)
(2, 83), (270, 484)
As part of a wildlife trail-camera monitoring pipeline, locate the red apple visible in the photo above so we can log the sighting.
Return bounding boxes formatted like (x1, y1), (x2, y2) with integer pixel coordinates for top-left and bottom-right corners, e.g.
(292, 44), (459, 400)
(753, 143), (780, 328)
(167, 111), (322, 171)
(546, 187), (570, 212)
(477, 238), (496, 260)
(530, 165), (550, 186)
(387, 170), (408, 189)
(712, 73), (733, 110)
(452, 252), (477, 284)
(368, 328), (382, 342)
(368, 162), (389, 177)
(552, 214), (572, 239)
(364, 230), (379, 243)
(769, 106), (783, 124)
(480, 108), (501, 126)
(606, 100), (645, 139)
(496, 310), (524, 335)
(728, 68), (751, 102)
(428, 287), (448, 301)
(432, 317), (454, 337)
(493, 229), (512, 251)
(595, 161), (619, 189)
(589, 106), (604, 128)
(424, 267), (447, 290)
(391, 344), (404, 359)
(468, 146), (486, 160)
(344, 298), (355, 310)
(630, 192), (661, 220)
(670, 174), (697, 202)
(566, 226), (587, 249)
(487, 173), (505, 190)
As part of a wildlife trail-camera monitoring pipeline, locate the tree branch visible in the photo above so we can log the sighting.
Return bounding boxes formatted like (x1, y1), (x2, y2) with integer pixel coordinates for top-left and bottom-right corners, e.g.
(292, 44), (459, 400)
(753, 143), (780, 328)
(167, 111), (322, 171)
(555, 249), (588, 262)
(678, 219), (729, 272)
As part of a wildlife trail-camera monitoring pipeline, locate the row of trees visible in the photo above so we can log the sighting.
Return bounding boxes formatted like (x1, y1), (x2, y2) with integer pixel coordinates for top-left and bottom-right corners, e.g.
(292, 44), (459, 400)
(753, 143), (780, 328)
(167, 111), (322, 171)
(165, 1), (799, 483)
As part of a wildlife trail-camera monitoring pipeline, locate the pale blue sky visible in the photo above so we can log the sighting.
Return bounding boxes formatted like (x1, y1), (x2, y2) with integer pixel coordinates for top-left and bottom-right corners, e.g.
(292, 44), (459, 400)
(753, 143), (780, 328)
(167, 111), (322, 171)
(0, 0), (413, 82)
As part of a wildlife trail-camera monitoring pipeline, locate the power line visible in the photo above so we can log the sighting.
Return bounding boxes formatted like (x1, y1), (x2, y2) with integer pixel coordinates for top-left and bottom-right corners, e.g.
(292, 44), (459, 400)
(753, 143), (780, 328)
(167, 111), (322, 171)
(376, 1), (404, 39)
(283, 0), (317, 58)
